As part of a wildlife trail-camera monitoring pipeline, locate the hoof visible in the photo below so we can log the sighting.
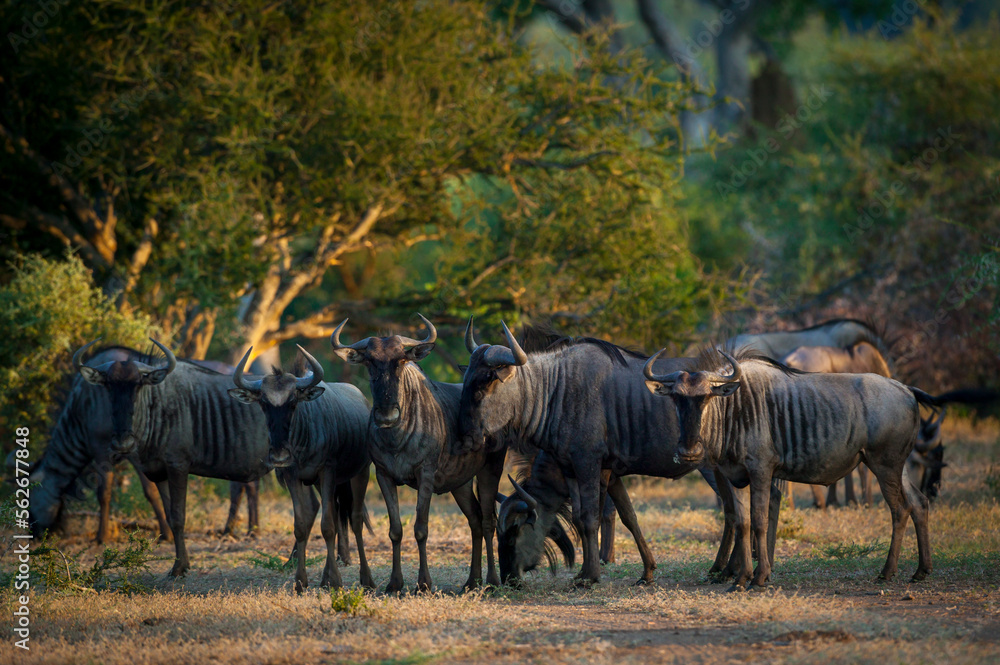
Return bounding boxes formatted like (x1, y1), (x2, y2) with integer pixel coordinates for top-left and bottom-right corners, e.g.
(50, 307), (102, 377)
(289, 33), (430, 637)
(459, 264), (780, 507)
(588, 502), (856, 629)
(911, 568), (930, 582)
(295, 579), (307, 595)
(726, 582), (748, 593)
(634, 577), (654, 587)
(571, 577), (598, 589)
(168, 563), (189, 578)
(383, 581), (404, 595)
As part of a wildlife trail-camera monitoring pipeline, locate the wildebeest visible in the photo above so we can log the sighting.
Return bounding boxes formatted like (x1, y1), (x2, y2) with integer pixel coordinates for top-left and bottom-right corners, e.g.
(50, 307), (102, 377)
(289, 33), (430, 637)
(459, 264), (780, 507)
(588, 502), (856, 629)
(70, 338), (292, 576)
(228, 344), (373, 590)
(331, 315), (505, 592)
(458, 321), (782, 586)
(643, 348), (937, 587)
(728, 318), (890, 361)
(29, 347), (171, 544)
(781, 341), (894, 508)
(910, 407), (947, 500)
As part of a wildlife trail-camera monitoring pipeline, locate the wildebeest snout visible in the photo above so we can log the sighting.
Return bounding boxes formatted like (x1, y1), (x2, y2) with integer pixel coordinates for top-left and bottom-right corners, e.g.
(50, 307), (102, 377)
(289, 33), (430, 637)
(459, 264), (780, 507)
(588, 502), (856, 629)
(373, 406), (401, 428)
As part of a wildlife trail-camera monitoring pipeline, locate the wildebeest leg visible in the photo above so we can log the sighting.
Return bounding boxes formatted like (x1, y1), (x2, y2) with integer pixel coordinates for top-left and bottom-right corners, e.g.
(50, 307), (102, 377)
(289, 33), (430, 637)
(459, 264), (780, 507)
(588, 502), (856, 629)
(599, 489), (617, 564)
(376, 469), (405, 594)
(726, 483), (754, 589)
(573, 467), (603, 585)
(222, 482), (244, 536)
(867, 458), (912, 582)
(844, 466), (857, 506)
(452, 481), (484, 591)
(166, 470), (190, 577)
(477, 453), (503, 587)
(137, 469), (172, 543)
(319, 468), (344, 589)
(334, 481), (352, 565)
(826, 480), (840, 508)
(859, 464), (873, 506)
(811, 484), (827, 510)
(290, 476), (317, 593)
(606, 476), (656, 585)
(766, 480), (783, 569)
(414, 466), (436, 592)
(96, 468), (115, 544)
(903, 469), (932, 581)
(285, 479), (319, 566)
(748, 473), (774, 588)
(349, 469), (375, 589)
(709, 470), (736, 581)
(245, 480), (260, 537)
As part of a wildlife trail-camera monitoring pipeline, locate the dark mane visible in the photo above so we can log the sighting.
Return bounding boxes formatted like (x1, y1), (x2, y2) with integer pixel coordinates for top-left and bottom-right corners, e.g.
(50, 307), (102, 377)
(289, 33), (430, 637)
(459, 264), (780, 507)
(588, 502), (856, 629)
(795, 317), (874, 332)
(543, 337), (647, 367)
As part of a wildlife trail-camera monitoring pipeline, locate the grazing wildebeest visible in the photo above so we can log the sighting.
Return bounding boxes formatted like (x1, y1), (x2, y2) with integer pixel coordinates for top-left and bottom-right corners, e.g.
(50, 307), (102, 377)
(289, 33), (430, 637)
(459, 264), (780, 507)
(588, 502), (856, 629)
(29, 348), (172, 544)
(71, 338), (297, 576)
(910, 407), (947, 501)
(781, 341), (894, 508)
(728, 318), (890, 362)
(228, 345), (373, 590)
(28, 347), (268, 545)
(457, 321), (782, 586)
(331, 315), (505, 592)
(643, 348), (939, 587)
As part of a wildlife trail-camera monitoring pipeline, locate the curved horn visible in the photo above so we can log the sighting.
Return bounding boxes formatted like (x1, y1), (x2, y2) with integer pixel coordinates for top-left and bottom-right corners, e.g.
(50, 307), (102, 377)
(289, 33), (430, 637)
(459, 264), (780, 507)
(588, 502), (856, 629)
(294, 344), (324, 389)
(643, 348), (683, 384)
(72, 338), (102, 371)
(508, 475), (538, 512)
(148, 338), (178, 377)
(465, 316), (479, 354)
(501, 321), (528, 366)
(712, 350), (742, 384)
(933, 406), (947, 427)
(233, 347), (263, 391)
(398, 313), (437, 348)
(330, 318), (372, 352)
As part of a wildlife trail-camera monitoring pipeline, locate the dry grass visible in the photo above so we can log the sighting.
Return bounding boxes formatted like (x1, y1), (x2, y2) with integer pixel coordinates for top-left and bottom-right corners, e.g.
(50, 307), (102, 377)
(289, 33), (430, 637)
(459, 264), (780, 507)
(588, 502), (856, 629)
(3, 416), (999, 664)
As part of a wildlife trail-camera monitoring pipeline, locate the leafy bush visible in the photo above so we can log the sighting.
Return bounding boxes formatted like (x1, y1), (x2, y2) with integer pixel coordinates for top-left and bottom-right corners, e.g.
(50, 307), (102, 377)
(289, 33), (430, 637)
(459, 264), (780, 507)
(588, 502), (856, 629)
(330, 586), (377, 617)
(822, 539), (888, 560)
(25, 530), (159, 594)
(246, 550), (322, 571)
(0, 253), (157, 449)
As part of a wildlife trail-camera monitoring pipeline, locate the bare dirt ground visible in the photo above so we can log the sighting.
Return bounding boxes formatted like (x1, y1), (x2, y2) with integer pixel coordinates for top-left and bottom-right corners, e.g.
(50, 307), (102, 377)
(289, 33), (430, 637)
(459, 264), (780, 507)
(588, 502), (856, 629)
(4, 416), (999, 664)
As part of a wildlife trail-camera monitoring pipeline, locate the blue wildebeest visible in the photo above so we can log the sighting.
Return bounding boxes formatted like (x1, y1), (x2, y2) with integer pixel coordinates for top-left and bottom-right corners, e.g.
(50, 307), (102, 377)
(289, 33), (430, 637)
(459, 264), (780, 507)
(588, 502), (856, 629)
(457, 321), (782, 586)
(228, 345), (373, 591)
(29, 347), (171, 544)
(781, 341), (894, 508)
(28, 347), (256, 544)
(70, 338), (307, 576)
(643, 348), (940, 587)
(728, 318), (891, 362)
(331, 315), (505, 592)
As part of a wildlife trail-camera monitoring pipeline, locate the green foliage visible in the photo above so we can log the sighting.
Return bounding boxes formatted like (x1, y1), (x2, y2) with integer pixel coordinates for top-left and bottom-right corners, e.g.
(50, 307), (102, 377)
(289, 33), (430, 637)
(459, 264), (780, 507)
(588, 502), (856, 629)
(0, 253), (156, 443)
(246, 550), (321, 571)
(329, 586), (378, 617)
(26, 530), (158, 594)
(822, 539), (888, 560)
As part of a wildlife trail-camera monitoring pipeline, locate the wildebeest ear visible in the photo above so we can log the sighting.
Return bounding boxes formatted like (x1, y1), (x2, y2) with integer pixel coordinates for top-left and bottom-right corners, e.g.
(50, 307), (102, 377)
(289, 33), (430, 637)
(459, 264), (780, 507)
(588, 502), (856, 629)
(458, 364), (469, 374)
(332, 348), (365, 364)
(496, 365), (516, 383)
(227, 388), (259, 404)
(142, 368), (171, 385)
(404, 342), (435, 362)
(711, 381), (740, 397)
(79, 366), (106, 386)
(644, 379), (672, 396)
(298, 385), (325, 402)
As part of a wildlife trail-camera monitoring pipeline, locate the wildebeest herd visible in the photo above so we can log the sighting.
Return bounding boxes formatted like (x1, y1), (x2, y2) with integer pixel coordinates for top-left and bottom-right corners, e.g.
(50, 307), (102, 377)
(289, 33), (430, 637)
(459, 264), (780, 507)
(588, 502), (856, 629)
(27, 316), (991, 593)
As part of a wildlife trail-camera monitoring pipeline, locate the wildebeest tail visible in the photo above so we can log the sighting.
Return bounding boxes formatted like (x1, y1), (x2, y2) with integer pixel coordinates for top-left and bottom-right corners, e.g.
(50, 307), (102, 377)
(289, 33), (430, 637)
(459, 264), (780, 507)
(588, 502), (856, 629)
(334, 481), (374, 535)
(911, 387), (1000, 408)
(544, 501), (577, 572)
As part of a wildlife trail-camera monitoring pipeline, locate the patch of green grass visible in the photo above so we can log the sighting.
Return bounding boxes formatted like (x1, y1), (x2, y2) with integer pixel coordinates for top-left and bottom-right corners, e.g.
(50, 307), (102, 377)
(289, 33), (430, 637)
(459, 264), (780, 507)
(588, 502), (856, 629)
(26, 530), (160, 594)
(246, 550), (322, 571)
(821, 539), (887, 560)
(330, 586), (369, 616)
